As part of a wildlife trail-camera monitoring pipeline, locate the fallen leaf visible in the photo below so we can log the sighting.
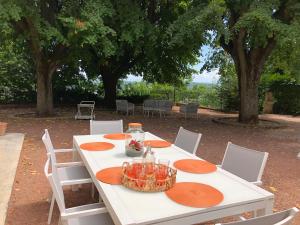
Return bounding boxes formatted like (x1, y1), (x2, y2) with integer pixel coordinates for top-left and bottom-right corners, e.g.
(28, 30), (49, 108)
(269, 186), (277, 192)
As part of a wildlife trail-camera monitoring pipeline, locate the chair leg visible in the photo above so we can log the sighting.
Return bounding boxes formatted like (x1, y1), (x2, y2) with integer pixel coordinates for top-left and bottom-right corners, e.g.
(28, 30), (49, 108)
(48, 194), (55, 224)
(91, 183), (95, 199)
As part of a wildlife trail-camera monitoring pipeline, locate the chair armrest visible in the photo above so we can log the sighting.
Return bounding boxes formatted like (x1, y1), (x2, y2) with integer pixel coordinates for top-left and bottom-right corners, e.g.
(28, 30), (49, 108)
(54, 148), (75, 153)
(62, 205), (107, 220)
(252, 180), (262, 186)
(55, 162), (84, 167)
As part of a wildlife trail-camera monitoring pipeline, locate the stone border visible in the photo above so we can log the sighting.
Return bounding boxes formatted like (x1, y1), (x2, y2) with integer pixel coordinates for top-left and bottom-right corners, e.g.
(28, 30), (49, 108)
(0, 133), (24, 225)
(212, 117), (285, 129)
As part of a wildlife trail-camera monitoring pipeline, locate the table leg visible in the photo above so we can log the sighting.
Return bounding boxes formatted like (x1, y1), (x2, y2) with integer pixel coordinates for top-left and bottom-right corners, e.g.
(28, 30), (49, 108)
(72, 143), (79, 191)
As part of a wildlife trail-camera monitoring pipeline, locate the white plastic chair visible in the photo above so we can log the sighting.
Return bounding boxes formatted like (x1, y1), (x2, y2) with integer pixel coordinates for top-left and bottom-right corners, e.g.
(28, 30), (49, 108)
(90, 120), (123, 135)
(215, 207), (299, 225)
(44, 157), (114, 225)
(42, 131), (93, 224)
(174, 127), (202, 155)
(221, 142), (269, 185)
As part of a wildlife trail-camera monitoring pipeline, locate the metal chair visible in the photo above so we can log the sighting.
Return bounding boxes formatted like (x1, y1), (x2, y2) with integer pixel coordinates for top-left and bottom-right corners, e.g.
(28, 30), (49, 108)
(158, 100), (173, 117)
(174, 127), (202, 155)
(116, 100), (134, 115)
(44, 157), (114, 225)
(75, 101), (95, 120)
(179, 103), (199, 119)
(90, 120), (123, 135)
(43, 129), (79, 167)
(42, 131), (93, 224)
(215, 207), (299, 225)
(221, 142), (269, 185)
(143, 99), (158, 116)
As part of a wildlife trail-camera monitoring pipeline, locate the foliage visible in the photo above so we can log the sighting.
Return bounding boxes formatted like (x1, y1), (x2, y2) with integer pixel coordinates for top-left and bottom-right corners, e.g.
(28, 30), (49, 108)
(260, 74), (300, 115)
(0, 35), (35, 103)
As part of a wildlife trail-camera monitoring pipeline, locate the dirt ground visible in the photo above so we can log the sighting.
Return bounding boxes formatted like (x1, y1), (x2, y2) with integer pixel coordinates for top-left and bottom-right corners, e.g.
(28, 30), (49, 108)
(1, 106), (299, 225)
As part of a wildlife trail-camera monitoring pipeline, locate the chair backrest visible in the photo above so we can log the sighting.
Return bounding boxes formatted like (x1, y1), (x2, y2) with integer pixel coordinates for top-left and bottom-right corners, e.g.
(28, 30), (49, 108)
(42, 129), (57, 165)
(143, 99), (157, 108)
(221, 142), (268, 183)
(216, 207), (299, 225)
(116, 100), (128, 110)
(44, 157), (66, 213)
(158, 100), (173, 110)
(90, 120), (123, 135)
(174, 127), (202, 155)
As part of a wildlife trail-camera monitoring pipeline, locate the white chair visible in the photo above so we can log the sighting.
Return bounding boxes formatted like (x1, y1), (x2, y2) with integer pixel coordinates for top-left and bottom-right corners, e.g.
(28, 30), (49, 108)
(42, 131), (93, 224)
(43, 129), (80, 167)
(116, 100), (134, 115)
(180, 103), (199, 119)
(44, 157), (114, 225)
(90, 120), (123, 135)
(174, 127), (202, 155)
(215, 207), (299, 225)
(75, 101), (95, 120)
(221, 142), (269, 185)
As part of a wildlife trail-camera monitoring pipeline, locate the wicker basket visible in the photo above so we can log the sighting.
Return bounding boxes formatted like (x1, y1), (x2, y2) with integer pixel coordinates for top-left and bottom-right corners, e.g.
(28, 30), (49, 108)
(0, 122), (7, 136)
(121, 162), (177, 192)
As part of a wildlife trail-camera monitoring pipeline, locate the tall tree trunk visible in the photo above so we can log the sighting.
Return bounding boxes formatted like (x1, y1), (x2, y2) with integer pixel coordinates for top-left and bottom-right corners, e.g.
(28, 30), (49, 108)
(238, 69), (259, 123)
(102, 73), (118, 109)
(36, 62), (55, 116)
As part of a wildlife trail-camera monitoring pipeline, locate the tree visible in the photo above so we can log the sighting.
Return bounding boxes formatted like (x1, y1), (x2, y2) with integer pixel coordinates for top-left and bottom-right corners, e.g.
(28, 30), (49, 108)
(173, 0), (300, 123)
(80, 0), (201, 108)
(0, 0), (112, 115)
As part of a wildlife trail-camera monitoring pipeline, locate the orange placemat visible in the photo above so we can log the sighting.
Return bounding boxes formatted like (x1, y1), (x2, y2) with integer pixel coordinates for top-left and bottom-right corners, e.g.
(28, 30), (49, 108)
(173, 159), (217, 174)
(165, 182), (223, 208)
(103, 133), (131, 140)
(80, 142), (114, 151)
(144, 140), (171, 148)
(96, 167), (123, 185)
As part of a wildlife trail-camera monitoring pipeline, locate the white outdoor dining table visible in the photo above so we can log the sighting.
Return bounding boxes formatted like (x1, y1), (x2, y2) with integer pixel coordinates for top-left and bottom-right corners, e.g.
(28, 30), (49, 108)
(73, 132), (274, 225)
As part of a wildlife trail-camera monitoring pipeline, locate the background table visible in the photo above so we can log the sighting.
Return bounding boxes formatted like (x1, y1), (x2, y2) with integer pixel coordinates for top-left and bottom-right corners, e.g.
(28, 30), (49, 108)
(73, 132), (274, 225)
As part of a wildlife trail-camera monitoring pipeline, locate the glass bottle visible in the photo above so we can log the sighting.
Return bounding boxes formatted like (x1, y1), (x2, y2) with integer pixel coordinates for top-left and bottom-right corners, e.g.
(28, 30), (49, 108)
(125, 123), (145, 157)
(143, 145), (156, 175)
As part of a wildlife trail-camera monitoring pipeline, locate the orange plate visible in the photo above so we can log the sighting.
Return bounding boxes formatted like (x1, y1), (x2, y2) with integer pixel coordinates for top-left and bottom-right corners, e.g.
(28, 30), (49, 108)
(165, 182), (224, 208)
(144, 140), (171, 148)
(96, 167), (123, 185)
(173, 159), (217, 174)
(80, 142), (114, 151)
(103, 133), (131, 140)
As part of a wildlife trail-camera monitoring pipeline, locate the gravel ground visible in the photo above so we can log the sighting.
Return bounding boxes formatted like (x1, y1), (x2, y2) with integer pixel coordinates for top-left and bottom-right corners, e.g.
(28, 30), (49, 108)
(1, 106), (299, 225)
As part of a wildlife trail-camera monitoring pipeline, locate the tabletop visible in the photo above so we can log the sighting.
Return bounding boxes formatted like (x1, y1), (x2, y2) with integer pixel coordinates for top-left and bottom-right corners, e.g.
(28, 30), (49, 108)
(73, 132), (274, 225)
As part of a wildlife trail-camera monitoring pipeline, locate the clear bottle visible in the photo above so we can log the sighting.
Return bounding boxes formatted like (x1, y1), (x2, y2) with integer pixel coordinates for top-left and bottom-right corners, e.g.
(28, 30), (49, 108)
(143, 145), (156, 175)
(125, 123), (145, 157)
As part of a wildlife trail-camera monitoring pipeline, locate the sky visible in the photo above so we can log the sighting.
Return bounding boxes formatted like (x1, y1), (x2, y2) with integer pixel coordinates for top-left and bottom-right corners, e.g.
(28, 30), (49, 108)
(126, 45), (220, 84)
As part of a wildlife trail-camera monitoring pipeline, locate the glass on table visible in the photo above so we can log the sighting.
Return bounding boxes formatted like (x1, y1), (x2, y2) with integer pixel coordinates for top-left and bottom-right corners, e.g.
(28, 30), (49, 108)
(156, 159), (170, 180)
(132, 158), (144, 178)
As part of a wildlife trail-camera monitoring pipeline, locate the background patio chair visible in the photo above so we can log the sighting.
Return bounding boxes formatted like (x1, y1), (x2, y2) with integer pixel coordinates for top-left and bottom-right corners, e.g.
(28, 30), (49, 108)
(221, 142), (269, 185)
(143, 99), (158, 116)
(116, 100), (134, 115)
(42, 131), (93, 224)
(215, 207), (299, 225)
(44, 157), (114, 225)
(158, 100), (173, 117)
(174, 127), (202, 155)
(179, 103), (199, 119)
(75, 101), (95, 120)
(90, 120), (123, 135)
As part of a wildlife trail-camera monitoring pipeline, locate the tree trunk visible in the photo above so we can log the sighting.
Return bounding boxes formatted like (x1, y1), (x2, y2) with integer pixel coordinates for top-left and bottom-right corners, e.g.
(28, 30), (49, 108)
(36, 63), (55, 116)
(102, 73), (118, 109)
(237, 69), (259, 124)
